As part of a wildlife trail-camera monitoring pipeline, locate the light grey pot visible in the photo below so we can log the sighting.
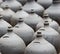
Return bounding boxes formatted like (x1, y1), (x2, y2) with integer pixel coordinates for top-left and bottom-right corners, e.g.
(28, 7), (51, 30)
(36, 13), (59, 31)
(45, 0), (60, 25)
(23, 0), (44, 16)
(25, 32), (57, 54)
(34, 21), (60, 53)
(24, 9), (44, 31)
(0, 5), (15, 24)
(11, 7), (29, 26)
(13, 18), (34, 45)
(1, 0), (22, 12)
(0, 27), (26, 54)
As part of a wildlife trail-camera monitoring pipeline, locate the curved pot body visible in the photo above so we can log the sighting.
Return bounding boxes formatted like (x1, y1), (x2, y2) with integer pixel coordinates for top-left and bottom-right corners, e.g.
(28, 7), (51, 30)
(45, 1), (60, 25)
(0, 16), (12, 37)
(34, 25), (60, 53)
(11, 8), (29, 26)
(25, 32), (57, 54)
(36, 16), (59, 31)
(23, 0), (44, 16)
(49, 20), (59, 31)
(37, 0), (53, 9)
(1, 0), (22, 12)
(24, 11), (44, 31)
(13, 19), (34, 45)
(0, 28), (26, 54)
(17, 0), (27, 5)
(0, 6), (15, 24)
(0, 8), (3, 12)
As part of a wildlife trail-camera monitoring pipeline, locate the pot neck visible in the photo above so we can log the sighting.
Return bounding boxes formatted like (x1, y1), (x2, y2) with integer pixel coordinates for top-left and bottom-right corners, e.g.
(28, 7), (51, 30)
(7, 27), (13, 34)
(18, 18), (24, 24)
(36, 32), (42, 39)
(27, 0), (35, 2)
(44, 25), (49, 28)
(18, 7), (22, 11)
(43, 17), (49, 19)
(44, 21), (49, 27)
(18, 21), (23, 24)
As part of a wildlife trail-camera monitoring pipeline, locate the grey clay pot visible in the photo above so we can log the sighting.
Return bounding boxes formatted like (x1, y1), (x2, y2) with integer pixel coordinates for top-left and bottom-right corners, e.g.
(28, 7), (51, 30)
(1, 0), (22, 12)
(34, 21), (60, 53)
(45, 0), (60, 25)
(0, 26), (26, 54)
(24, 9), (44, 31)
(11, 7), (29, 26)
(36, 13), (59, 31)
(0, 5), (15, 24)
(25, 31), (57, 54)
(23, 0), (44, 16)
(13, 18), (34, 45)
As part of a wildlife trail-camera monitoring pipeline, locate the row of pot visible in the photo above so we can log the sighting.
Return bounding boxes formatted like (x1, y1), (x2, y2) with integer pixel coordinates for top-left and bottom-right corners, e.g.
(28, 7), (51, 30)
(0, 13), (60, 54)
(0, 0), (53, 8)
(0, 0), (60, 25)
(0, 5), (60, 32)
(0, 28), (57, 54)
(0, 0), (60, 54)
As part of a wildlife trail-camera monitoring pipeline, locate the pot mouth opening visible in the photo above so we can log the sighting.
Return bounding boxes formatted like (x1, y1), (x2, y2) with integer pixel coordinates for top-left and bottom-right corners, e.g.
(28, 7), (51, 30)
(7, 26), (13, 32)
(44, 21), (49, 26)
(43, 15), (49, 18)
(30, 9), (35, 13)
(36, 32), (42, 38)
(4, 5), (9, 9)
(18, 18), (23, 22)
(18, 6), (22, 11)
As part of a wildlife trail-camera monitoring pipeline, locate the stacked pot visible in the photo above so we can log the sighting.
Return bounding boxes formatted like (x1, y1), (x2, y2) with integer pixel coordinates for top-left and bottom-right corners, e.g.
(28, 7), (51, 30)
(0, 0), (60, 54)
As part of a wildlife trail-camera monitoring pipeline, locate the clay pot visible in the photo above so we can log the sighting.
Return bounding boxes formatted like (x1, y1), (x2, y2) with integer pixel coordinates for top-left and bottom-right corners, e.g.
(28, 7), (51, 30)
(23, 0), (44, 16)
(24, 9), (44, 31)
(0, 5), (15, 24)
(11, 7), (29, 26)
(1, 0), (22, 12)
(13, 18), (34, 45)
(34, 21), (60, 53)
(44, 0), (60, 25)
(0, 26), (26, 54)
(25, 31), (57, 54)
(36, 13), (59, 31)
